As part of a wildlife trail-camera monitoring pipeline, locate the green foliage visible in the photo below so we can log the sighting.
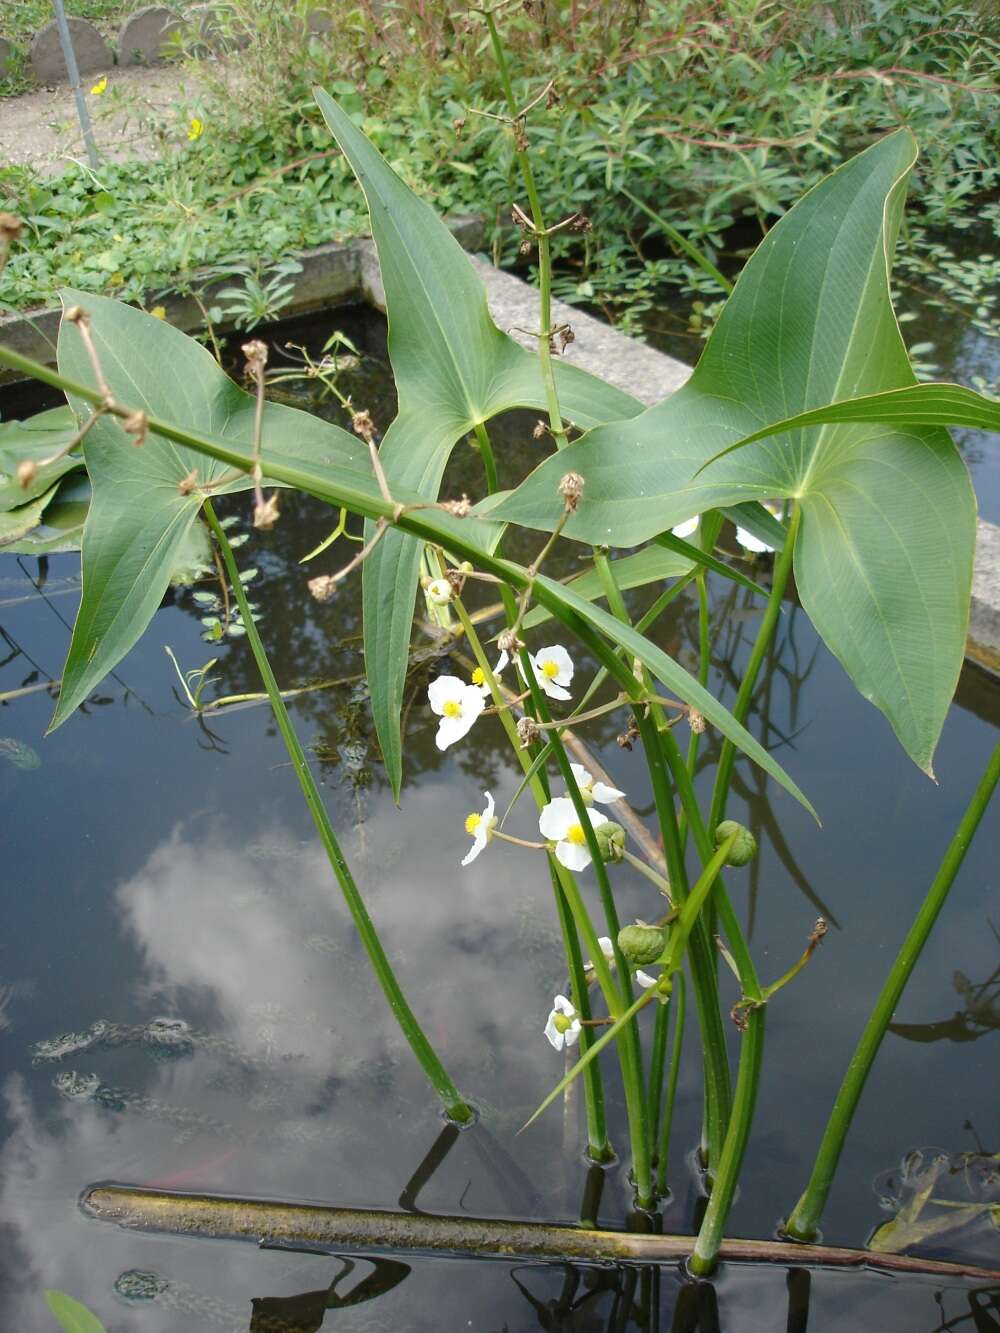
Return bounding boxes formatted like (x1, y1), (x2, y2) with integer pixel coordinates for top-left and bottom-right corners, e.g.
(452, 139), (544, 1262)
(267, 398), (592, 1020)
(2, 0), (996, 342)
(44, 1290), (106, 1333)
(494, 131), (979, 774)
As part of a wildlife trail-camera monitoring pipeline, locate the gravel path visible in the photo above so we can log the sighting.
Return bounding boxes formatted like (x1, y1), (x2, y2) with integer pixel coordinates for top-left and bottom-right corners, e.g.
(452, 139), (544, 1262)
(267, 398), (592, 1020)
(1, 64), (204, 174)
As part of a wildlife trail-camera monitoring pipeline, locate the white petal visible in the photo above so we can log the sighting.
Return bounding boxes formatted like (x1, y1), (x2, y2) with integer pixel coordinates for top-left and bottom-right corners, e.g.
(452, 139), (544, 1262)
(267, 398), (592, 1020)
(538, 676), (572, 701)
(584, 807), (611, 832)
(671, 516), (699, 540)
(563, 1020), (581, 1049)
(428, 675), (464, 715)
(553, 993), (575, 1017)
(483, 791), (495, 821)
(636, 970), (658, 989)
(544, 1012), (564, 1050)
(535, 644), (573, 686)
(460, 832), (486, 867)
(538, 796), (578, 841)
(495, 650), (510, 675)
(735, 526), (773, 554)
(570, 763), (592, 788)
(597, 937), (614, 961)
(556, 840), (592, 872)
(590, 781), (625, 804)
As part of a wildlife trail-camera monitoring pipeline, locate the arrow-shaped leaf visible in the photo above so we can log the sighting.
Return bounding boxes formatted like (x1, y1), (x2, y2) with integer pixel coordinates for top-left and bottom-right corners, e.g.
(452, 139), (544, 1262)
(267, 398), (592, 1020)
(494, 132), (979, 774)
(315, 90), (644, 797)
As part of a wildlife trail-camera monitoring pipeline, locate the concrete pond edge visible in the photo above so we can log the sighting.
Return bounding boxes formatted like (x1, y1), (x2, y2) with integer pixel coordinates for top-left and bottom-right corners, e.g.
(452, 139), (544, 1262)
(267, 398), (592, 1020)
(1, 213), (997, 679)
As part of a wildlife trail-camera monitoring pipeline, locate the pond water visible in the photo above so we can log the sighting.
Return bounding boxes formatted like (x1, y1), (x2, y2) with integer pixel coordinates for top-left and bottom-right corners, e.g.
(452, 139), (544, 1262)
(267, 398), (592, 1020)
(1, 309), (999, 1331)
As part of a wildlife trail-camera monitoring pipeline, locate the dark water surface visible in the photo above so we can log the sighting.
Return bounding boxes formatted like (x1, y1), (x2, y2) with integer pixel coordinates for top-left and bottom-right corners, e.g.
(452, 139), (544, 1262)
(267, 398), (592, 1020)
(1, 314), (999, 1330)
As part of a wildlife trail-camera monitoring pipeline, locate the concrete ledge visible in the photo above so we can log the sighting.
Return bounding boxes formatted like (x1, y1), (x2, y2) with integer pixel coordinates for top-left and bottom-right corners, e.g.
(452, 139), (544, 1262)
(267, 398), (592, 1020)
(969, 519), (1000, 678)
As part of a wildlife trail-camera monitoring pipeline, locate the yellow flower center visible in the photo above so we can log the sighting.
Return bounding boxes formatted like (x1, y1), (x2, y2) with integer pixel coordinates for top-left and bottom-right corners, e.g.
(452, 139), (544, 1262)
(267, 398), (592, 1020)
(443, 700), (462, 718)
(565, 823), (587, 846)
(541, 659), (560, 679)
(553, 1012), (574, 1034)
(471, 667), (485, 686)
(465, 813), (482, 835)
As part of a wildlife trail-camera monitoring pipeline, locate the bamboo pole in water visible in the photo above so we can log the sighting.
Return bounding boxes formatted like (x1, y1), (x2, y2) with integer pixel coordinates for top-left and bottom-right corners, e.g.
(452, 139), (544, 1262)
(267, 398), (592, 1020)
(81, 1186), (1000, 1283)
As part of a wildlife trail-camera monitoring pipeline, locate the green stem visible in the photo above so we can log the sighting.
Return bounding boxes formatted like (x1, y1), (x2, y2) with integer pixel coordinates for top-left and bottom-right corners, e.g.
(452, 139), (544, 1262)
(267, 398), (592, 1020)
(785, 739), (1000, 1242)
(656, 971), (686, 1197)
(484, 10), (568, 449)
(686, 574), (711, 778)
(472, 421), (499, 495)
(203, 501), (473, 1123)
(524, 667), (654, 1205)
(708, 504), (801, 832)
(451, 592), (611, 1161)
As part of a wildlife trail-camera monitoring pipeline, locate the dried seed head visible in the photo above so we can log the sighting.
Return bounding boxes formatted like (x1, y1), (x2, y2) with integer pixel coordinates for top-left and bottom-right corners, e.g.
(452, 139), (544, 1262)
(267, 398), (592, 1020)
(253, 492), (281, 531)
(558, 471), (585, 511)
(497, 628), (524, 656)
(730, 1004), (750, 1033)
(532, 419), (547, 440)
(546, 83), (560, 109)
(516, 715), (540, 748)
(122, 409), (148, 447)
(178, 468), (199, 496)
(242, 339), (268, 375)
(441, 494), (471, 518)
(558, 325), (575, 352)
(16, 459), (38, 489)
(64, 305), (88, 326)
(518, 237), (534, 256)
(688, 708), (706, 735)
(351, 409), (376, 443)
(616, 732), (633, 750)
(452, 116), (466, 136)
(514, 124), (529, 153)
(570, 213), (592, 233)
(308, 574), (337, 603)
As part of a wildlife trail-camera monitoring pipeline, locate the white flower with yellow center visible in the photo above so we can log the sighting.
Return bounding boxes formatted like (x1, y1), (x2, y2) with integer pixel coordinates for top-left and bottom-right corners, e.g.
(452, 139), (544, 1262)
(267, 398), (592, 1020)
(529, 644), (574, 700)
(569, 762), (624, 806)
(544, 994), (581, 1051)
(426, 577), (453, 606)
(461, 792), (497, 866)
(672, 515), (699, 540)
(428, 675), (486, 751)
(539, 796), (610, 872)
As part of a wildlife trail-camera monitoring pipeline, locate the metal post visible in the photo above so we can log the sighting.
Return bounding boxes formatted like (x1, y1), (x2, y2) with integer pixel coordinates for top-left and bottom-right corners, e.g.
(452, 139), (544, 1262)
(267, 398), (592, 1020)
(49, 0), (100, 169)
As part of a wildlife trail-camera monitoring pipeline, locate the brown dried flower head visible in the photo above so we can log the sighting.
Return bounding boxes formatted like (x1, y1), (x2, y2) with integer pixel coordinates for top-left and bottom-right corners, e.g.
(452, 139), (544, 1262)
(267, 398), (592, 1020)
(440, 494), (471, 518)
(532, 420), (547, 440)
(122, 409), (148, 447)
(497, 628), (524, 656)
(178, 468), (199, 496)
(516, 716), (540, 748)
(351, 409), (377, 443)
(242, 340), (268, 375)
(688, 708), (707, 735)
(558, 471), (585, 511)
(253, 492), (281, 531)
(308, 574), (338, 603)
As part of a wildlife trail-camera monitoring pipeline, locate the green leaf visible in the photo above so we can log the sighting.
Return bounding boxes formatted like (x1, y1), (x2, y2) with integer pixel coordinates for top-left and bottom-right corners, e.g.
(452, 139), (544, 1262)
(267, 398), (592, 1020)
(315, 90), (643, 798)
(494, 132), (978, 774)
(1, 406), (82, 509)
(6, 343), (813, 814)
(49, 288), (377, 731)
(44, 1291), (107, 1333)
(522, 544), (693, 630)
(0, 481), (61, 546)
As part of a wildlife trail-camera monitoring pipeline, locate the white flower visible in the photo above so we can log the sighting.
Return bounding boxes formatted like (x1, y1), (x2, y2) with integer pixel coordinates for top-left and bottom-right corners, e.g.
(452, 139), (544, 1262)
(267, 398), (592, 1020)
(636, 970), (658, 989)
(461, 792), (496, 866)
(569, 762), (625, 806)
(529, 645), (574, 700)
(426, 577), (452, 605)
(544, 994), (581, 1051)
(427, 675), (486, 750)
(539, 796), (610, 872)
(671, 515), (699, 540)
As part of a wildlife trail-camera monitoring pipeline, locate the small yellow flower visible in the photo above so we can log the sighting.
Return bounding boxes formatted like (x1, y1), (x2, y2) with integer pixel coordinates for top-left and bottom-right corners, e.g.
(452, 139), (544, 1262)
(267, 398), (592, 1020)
(471, 667), (485, 687)
(187, 117), (204, 142)
(150, 306), (167, 320)
(90, 76), (108, 96)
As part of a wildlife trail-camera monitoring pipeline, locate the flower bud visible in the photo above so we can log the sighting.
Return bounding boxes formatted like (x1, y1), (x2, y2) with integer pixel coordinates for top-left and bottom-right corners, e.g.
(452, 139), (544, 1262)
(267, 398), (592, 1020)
(714, 820), (757, 866)
(516, 715), (540, 748)
(498, 628), (524, 656)
(558, 471), (584, 511)
(426, 578), (452, 606)
(16, 459), (38, 489)
(594, 821), (625, 864)
(617, 922), (665, 965)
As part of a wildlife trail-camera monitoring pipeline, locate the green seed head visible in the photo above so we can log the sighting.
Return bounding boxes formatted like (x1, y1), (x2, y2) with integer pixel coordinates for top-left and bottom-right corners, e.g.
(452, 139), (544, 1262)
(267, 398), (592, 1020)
(715, 820), (757, 867)
(617, 922), (666, 965)
(594, 821), (626, 864)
